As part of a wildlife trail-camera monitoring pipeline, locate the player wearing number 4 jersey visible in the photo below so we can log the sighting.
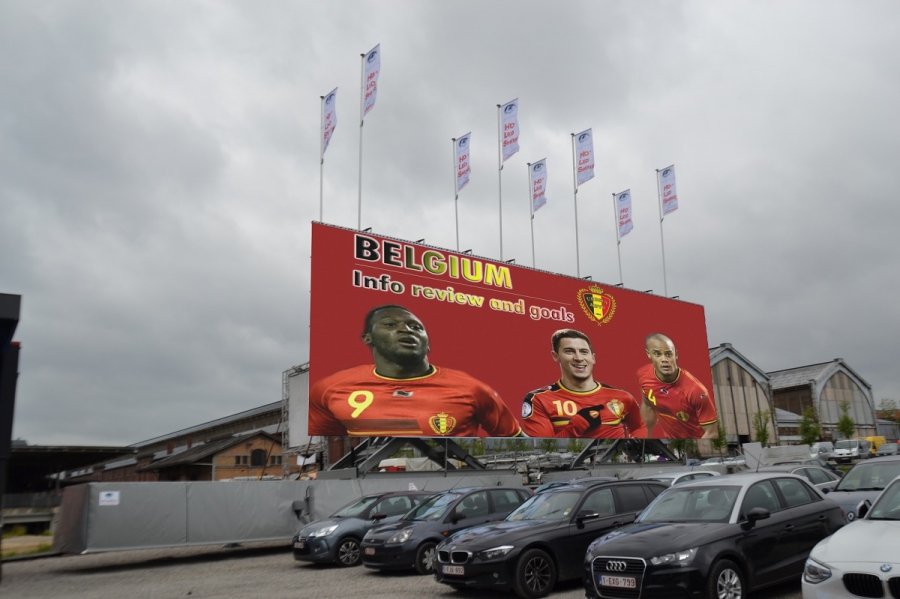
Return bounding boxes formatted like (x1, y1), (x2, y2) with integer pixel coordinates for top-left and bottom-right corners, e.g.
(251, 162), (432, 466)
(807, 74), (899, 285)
(308, 305), (523, 438)
(521, 329), (646, 438)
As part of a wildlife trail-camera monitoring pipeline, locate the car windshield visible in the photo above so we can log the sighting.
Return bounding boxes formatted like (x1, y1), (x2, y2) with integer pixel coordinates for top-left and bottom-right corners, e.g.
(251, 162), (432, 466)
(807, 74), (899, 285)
(835, 440), (856, 450)
(639, 486), (740, 523)
(331, 495), (380, 518)
(507, 491), (581, 521)
(405, 493), (459, 521)
(836, 462), (900, 492)
(868, 479), (900, 520)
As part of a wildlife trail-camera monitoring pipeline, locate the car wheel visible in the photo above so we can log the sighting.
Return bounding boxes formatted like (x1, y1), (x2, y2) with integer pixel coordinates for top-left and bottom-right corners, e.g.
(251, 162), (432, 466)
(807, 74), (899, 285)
(333, 536), (360, 567)
(414, 541), (437, 575)
(513, 548), (556, 599)
(707, 559), (744, 599)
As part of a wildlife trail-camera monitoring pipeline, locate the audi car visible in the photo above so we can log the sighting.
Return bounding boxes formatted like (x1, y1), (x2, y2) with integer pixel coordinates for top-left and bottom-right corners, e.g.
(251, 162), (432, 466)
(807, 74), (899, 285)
(292, 491), (430, 566)
(360, 486), (530, 574)
(582, 472), (845, 599)
(434, 480), (667, 598)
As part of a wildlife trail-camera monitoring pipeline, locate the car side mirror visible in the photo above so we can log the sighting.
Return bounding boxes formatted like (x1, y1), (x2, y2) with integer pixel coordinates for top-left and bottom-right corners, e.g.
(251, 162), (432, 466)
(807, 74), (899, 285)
(451, 512), (467, 524)
(741, 507), (770, 530)
(858, 499), (872, 519)
(372, 513), (387, 521)
(821, 487), (831, 494)
(575, 510), (600, 527)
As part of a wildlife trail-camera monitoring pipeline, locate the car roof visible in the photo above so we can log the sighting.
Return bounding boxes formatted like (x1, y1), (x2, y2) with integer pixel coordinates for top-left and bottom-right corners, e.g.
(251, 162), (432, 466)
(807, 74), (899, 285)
(543, 479), (667, 493)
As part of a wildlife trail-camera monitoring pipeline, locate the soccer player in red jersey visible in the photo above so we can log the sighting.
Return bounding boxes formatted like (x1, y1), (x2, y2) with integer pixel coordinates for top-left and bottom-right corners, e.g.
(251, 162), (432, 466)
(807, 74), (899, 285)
(308, 304), (523, 437)
(638, 333), (718, 439)
(521, 329), (646, 438)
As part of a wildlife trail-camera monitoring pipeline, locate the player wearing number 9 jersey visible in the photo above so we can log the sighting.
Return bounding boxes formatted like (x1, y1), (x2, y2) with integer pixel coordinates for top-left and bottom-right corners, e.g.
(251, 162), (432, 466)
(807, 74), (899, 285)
(521, 329), (646, 438)
(307, 305), (523, 437)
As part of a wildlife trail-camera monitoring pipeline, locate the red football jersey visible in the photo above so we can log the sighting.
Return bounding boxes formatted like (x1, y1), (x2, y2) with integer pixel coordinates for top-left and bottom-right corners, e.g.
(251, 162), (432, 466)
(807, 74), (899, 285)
(521, 381), (645, 438)
(308, 365), (522, 437)
(637, 363), (717, 438)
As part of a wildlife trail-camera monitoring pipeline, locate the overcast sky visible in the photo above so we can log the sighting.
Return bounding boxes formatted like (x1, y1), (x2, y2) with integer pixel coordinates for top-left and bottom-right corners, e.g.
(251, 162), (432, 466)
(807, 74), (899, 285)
(4, 1), (899, 446)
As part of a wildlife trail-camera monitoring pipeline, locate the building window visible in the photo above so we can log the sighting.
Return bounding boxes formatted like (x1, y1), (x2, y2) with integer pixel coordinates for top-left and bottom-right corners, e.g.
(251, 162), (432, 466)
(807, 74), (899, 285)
(250, 449), (267, 467)
(234, 456), (241, 465)
(242, 455), (248, 465)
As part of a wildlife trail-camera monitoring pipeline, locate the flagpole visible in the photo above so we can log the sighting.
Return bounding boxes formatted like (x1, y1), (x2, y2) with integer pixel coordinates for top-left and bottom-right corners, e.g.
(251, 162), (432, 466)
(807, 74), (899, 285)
(656, 168), (668, 297)
(527, 162), (536, 268)
(319, 95), (325, 222)
(357, 53), (365, 231)
(496, 104), (504, 262)
(452, 137), (459, 251)
(570, 133), (580, 278)
(613, 192), (623, 286)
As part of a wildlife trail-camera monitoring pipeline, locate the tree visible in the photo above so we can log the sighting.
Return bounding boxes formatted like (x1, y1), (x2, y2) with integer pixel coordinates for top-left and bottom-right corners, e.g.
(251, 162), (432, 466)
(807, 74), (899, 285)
(504, 438), (529, 453)
(471, 438), (486, 456)
(711, 421), (728, 457)
(752, 410), (771, 447)
(565, 437), (585, 453)
(878, 398), (898, 422)
(799, 406), (822, 446)
(836, 400), (856, 439)
(539, 438), (559, 454)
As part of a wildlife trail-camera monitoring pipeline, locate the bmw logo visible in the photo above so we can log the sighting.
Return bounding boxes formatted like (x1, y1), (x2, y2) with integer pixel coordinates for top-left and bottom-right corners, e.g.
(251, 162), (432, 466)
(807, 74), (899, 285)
(881, 565), (892, 573)
(505, 104), (515, 113)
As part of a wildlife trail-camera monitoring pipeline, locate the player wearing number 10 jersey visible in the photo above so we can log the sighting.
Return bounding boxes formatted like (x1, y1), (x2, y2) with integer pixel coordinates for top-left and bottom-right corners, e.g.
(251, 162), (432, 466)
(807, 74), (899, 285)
(521, 329), (646, 438)
(308, 305), (523, 438)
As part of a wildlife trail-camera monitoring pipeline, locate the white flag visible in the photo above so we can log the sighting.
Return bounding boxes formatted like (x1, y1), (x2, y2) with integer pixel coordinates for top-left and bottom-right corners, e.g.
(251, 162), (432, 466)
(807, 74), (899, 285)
(574, 129), (595, 186)
(455, 133), (471, 192)
(500, 99), (520, 162)
(362, 44), (381, 118)
(658, 165), (678, 215)
(615, 189), (633, 238)
(530, 159), (548, 212)
(322, 88), (337, 155)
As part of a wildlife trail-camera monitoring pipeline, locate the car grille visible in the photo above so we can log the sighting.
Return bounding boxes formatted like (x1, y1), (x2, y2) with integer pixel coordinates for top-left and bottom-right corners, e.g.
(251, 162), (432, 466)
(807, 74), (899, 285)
(590, 556), (646, 599)
(843, 573), (884, 598)
(363, 538), (386, 546)
(437, 550), (471, 564)
(888, 577), (900, 599)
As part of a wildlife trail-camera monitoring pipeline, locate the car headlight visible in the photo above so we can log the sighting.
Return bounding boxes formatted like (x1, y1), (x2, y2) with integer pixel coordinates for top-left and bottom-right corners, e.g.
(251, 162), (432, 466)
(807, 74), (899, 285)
(386, 528), (414, 545)
(308, 524), (338, 538)
(479, 545), (514, 560)
(803, 558), (832, 584)
(650, 547), (697, 566)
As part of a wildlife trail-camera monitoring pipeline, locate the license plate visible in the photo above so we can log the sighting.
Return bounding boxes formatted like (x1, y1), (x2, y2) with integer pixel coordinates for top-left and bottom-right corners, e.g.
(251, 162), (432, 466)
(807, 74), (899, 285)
(599, 575), (635, 588)
(442, 565), (465, 575)
(364, 547), (375, 555)
(293, 541), (304, 549)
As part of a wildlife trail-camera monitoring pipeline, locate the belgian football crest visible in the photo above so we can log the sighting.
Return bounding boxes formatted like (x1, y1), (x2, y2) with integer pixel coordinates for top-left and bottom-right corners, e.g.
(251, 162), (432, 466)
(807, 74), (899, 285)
(676, 411), (690, 422)
(606, 399), (624, 418)
(577, 285), (617, 327)
(429, 412), (457, 435)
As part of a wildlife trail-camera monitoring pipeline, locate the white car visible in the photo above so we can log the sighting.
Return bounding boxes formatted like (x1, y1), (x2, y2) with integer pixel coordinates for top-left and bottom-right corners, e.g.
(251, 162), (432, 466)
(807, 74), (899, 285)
(802, 474), (900, 598)
(638, 469), (721, 487)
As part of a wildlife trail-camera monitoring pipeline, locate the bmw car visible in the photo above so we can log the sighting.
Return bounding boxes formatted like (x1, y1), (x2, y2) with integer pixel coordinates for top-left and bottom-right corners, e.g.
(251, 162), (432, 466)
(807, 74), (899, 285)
(434, 480), (666, 599)
(803, 474), (900, 598)
(292, 491), (430, 566)
(582, 472), (845, 599)
(360, 486), (531, 574)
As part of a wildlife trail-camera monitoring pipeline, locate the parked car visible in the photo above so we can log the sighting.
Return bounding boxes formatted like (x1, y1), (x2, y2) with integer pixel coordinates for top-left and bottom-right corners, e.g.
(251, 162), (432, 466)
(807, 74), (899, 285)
(533, 476), (616, 494)
(582, 472), (845, 599)
(292, 491), (431, 566)
(826, 455), (900, 521)
(833, 439), (871, 463)
(802, 474), (900, 598)
(875, 442), (899, 457)
(773, 457), (842, 475)
(737, 465), (841, 492)
(809, 441), (834, 461)
(638, 469), (721, 487)
(360, 486), (531, 574)
(434, 480), (667, 598)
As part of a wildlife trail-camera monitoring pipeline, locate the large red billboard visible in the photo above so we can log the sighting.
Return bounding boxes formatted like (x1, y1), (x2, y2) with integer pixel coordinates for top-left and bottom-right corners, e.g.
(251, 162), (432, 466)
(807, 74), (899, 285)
(308, 222), (717, 440)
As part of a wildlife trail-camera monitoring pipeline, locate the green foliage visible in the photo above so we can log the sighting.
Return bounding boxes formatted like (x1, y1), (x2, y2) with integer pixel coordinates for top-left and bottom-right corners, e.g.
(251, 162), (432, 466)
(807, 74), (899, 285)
(471, 438), (486, 456)
(878, 398), (898, 422)
(752, 410), (771, 447)
(799, 406), (822, 446)
(836, 400), (856, 439)
(538, 438), (559, 453)
(504, 438), (529, 453)
(2, 525), (27, 539)
(566, 437), (585, 453)
(711, 421), (728, 455)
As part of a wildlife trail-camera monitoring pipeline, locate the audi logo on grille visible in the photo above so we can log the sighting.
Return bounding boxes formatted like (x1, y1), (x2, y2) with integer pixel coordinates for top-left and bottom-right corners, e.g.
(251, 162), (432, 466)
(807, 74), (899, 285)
(606, 561), (627, 572)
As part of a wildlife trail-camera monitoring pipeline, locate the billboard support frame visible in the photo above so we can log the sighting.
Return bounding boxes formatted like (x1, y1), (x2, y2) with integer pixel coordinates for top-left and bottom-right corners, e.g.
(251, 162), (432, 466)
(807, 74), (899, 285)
(327, 437), (487, 475)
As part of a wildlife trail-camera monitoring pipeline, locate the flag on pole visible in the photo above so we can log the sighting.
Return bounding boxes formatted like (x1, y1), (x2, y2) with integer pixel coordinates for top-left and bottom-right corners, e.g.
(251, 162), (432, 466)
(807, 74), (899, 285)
(530, 159), (548, 212)
(456, 133), (471, 192)
(500, 99), (520, 162)
(362, 44), (381, 118)
(615, 189), (633, 237)
(658, 165), (678, 215)
(322, 88), (337, 154)
(574, 129), (595, 186)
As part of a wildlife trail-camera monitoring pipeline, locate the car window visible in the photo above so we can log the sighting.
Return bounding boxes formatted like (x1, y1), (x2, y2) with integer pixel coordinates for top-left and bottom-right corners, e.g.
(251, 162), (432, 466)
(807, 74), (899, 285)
(640, 486), (739, 523)
(805, 468), (832, 486)
(373, 495), (413, 517)
(507, 491), (580, 521)
(869, 481), (900, 520)
(741, 481), (782, 515)
(456, 491), (489, 518)
(774, 477), (815, 507)
(693, 472), (714, 481)
(615, 484), (654, 512)
(332, 495), (380, 518)
(581, 488), (616, 516)
(837, 462), (900, 492)
(489, 489), (524, 514)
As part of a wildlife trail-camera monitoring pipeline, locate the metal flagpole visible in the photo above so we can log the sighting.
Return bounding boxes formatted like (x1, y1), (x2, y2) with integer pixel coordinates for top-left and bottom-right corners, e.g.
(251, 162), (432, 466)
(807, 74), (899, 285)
(528, 163), (536, 268)
(613, 193), (623, 286)
(570, 133), (581, 278)
(496, 105), (504, 262)
(319, 95), (325, 222)
(357, 53), (365, 231)
(452, 138), (460, 251)
(656, 168), (669, 297)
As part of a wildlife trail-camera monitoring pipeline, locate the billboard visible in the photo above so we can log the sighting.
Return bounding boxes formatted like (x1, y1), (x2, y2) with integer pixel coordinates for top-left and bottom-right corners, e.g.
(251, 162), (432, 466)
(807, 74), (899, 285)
(308, 223), (717, 440)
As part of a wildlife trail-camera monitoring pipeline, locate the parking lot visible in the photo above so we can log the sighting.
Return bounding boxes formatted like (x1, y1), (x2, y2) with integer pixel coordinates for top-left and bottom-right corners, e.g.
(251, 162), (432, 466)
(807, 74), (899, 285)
(1, 541), (804, 599)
